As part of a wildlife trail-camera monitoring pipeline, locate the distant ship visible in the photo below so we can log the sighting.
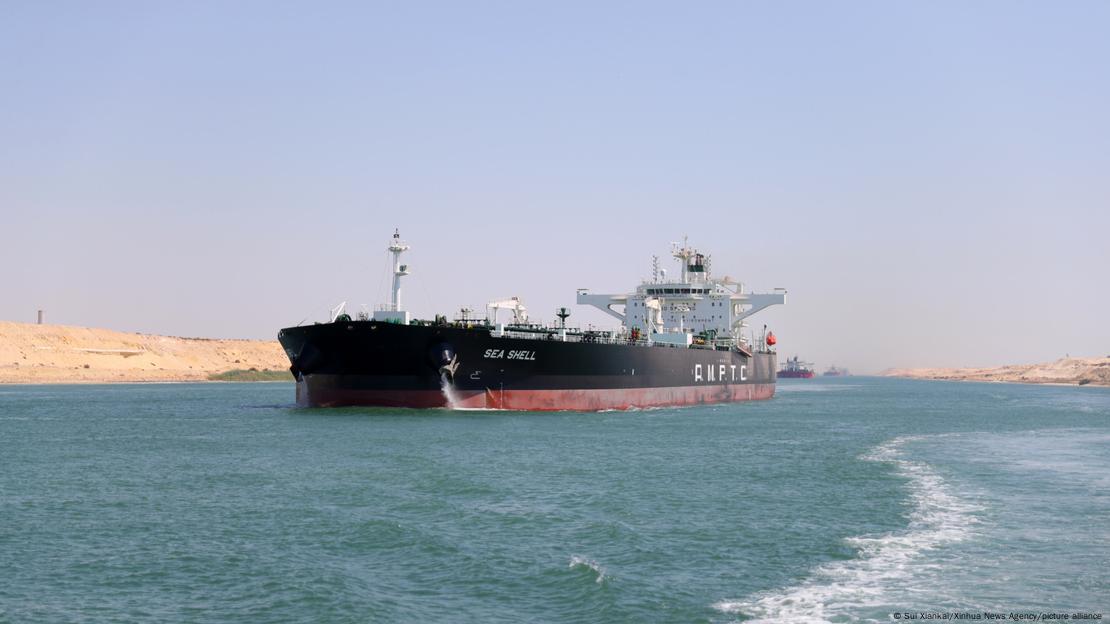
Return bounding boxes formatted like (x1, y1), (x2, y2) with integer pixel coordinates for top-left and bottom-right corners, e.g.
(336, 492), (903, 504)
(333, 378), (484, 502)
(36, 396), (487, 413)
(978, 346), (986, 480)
(277, 231), (787, 410)
(778, 356), (815, 378)
(823, 366), (850, 377)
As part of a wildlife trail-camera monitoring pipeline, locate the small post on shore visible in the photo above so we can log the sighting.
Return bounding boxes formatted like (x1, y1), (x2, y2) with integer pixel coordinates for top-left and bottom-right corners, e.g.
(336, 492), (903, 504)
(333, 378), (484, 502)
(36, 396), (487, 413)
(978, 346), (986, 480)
(37, 309), (44, 324)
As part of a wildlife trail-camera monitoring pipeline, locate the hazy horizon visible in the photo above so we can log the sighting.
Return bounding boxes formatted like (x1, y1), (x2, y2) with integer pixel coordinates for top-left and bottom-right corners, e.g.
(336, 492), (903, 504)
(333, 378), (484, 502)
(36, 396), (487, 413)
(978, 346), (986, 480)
(3, 2), (1108, 374)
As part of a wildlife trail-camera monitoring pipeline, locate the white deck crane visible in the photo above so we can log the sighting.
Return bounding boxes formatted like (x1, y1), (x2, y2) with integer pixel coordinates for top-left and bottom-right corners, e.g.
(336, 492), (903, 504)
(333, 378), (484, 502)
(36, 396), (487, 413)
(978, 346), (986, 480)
(487, 297), (529, 326)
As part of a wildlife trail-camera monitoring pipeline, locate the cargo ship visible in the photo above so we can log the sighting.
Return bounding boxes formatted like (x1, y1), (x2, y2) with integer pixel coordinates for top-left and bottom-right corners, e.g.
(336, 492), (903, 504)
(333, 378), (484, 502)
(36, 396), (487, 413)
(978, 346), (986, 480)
(823, 366), (850, 377)
(277, 231), (786, 410)
(778, 356), (815, 378)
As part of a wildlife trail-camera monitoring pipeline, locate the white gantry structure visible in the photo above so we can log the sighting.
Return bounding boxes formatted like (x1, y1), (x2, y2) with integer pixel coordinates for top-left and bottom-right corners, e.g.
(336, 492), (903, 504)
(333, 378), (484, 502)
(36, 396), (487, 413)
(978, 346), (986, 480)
(577, 238), (785, 348)
(487, 297), (529, 326)
(373, 229), (412, 324)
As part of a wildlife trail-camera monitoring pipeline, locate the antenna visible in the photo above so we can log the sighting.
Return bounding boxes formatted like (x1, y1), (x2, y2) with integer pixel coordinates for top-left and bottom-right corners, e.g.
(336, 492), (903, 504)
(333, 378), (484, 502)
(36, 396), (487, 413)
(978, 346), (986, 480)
(671, 235), (693, 284)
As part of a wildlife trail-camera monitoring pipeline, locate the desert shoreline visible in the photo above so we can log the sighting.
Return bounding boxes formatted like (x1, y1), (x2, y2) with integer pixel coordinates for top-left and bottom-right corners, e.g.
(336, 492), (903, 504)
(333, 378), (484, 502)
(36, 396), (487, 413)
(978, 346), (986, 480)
(6, 320), (1107, 388)
(885, 377), (1107, 388)
(881, 356), (1110, 387)
(1, 321), (289, 385)
(1, 379), (293, 386)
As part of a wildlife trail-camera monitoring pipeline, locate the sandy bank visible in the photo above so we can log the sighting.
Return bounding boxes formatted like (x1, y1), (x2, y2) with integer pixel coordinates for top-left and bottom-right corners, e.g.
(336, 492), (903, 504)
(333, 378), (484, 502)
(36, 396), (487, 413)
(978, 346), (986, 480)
(881, 357), (1110, 387)
(0, 321), (289, 384)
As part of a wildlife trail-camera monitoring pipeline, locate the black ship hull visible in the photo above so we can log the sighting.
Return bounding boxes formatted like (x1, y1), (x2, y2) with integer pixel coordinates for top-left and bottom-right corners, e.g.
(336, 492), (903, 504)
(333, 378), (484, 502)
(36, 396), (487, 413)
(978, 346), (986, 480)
(278, 321), (777, 411)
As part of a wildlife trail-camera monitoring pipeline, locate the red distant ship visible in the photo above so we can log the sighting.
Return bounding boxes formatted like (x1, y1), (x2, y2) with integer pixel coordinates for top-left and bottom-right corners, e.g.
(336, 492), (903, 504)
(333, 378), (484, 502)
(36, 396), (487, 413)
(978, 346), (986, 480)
(778, 356), (815, 379)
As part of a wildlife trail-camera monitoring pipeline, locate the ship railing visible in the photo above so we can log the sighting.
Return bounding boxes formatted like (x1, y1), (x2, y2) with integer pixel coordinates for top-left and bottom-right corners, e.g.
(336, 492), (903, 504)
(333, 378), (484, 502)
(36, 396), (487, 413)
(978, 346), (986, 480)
(491, 328), (732, 350)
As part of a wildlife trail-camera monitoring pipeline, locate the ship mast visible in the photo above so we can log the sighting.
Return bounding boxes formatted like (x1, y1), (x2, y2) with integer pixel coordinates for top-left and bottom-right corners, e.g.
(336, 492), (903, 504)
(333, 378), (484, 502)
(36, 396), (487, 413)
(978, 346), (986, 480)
(672, 236), (693, 284)
(373, 229), (412, 324)
(388, 229), (410, 312)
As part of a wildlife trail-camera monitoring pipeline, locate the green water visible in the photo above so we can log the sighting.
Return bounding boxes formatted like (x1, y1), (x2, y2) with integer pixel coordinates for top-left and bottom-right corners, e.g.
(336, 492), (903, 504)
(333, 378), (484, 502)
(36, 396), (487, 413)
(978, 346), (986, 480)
(1, 378), (1107, 622)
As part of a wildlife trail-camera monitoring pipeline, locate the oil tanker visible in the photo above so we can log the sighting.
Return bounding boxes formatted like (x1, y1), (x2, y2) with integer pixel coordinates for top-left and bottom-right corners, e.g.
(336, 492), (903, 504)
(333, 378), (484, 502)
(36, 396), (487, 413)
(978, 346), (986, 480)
(277, 231), (785, 410)
(778, 356), (816, 378)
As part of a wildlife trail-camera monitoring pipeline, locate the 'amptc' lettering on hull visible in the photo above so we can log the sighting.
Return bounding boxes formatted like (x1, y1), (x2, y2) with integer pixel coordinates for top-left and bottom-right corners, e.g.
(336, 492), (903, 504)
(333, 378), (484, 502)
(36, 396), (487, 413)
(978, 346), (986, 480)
(694, 363), (746, 383)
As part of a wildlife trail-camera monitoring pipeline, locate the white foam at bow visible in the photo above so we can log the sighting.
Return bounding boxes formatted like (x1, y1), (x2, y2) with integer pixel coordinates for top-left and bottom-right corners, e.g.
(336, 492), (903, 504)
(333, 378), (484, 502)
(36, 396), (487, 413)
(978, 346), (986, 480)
(439, 372), (463, 410)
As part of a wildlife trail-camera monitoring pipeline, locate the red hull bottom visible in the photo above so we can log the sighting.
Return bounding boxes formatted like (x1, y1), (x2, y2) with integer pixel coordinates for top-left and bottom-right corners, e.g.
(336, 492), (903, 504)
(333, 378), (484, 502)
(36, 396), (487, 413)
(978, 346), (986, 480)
(297, 380), (776, 411)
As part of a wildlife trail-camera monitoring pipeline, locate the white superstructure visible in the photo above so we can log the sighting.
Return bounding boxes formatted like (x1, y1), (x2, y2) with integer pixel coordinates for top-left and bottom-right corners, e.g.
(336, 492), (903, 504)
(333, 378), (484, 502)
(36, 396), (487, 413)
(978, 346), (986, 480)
(374, 229), (412, 324)
(577, 239), (784, 349)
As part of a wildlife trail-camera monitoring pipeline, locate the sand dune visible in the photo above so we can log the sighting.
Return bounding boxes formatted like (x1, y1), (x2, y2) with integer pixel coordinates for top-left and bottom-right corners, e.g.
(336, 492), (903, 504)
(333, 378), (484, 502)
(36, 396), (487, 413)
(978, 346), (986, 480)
(0, 321), (289, 384)
(882, 357), (1110, 387)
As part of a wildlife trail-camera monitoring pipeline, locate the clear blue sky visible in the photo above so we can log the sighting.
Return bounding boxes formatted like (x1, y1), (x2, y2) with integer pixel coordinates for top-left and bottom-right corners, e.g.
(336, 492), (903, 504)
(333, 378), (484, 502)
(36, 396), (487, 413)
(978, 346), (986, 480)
(2, 2), (1107, 372)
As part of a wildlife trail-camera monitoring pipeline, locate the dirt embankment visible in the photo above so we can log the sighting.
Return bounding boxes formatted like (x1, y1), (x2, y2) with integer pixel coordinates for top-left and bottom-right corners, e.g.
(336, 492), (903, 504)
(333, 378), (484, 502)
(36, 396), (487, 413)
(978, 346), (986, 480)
(0, 321), (289, 384)
(881, 357), (1110, 387)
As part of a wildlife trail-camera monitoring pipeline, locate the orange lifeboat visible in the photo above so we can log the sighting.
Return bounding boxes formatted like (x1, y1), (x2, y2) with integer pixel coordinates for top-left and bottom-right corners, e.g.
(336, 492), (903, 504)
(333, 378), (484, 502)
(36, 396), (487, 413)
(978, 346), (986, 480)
(766, 331), (777, 346)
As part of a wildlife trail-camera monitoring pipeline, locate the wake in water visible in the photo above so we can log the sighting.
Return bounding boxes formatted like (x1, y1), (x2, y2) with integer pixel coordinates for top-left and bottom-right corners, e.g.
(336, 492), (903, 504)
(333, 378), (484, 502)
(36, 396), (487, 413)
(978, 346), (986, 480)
(775, 384), (861, 393)
(713, 436), (981, 623)
(569, 555), (607, 584)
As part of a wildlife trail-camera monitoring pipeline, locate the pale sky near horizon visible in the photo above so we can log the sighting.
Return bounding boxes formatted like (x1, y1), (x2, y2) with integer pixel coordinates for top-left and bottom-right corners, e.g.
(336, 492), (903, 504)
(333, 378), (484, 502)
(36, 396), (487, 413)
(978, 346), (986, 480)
(2, 2), (1108, 373)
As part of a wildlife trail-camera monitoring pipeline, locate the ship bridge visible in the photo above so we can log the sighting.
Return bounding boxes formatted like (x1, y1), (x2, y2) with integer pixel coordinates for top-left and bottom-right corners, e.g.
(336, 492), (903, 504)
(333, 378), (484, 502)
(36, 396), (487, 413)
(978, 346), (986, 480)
(576, 239), (784, 347)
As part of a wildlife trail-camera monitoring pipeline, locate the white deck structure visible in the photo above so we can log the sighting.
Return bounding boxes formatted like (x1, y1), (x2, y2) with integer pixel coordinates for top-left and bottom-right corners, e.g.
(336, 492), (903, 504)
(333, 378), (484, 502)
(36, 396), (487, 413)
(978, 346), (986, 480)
(373, 229), (412, 324)
(577, 239), (785, 348)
